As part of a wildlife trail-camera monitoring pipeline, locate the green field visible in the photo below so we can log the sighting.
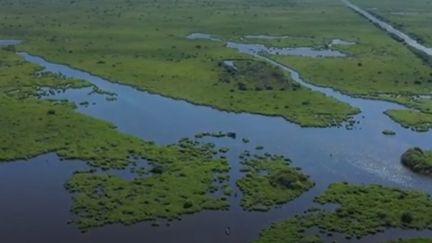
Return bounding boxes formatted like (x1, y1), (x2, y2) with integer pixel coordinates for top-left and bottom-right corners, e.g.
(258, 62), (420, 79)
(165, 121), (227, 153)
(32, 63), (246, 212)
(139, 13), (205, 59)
(352, 0), (432, 46)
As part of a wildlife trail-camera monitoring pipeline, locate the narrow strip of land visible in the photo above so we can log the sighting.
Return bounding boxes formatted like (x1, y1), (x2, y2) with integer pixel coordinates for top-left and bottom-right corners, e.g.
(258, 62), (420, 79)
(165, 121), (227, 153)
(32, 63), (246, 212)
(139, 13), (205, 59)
(342, 0), (432, 57)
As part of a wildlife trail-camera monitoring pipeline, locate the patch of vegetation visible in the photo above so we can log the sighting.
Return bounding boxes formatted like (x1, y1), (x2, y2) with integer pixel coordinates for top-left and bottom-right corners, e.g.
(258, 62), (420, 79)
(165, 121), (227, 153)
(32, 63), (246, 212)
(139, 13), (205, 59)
(0, 51), (90, 99)
(258, 183), (432, 242)
(65, 138), (230, 230)
(236, 153), (314, 211)
(1, 88), (199, 169)
(380, 96), (432, 130)
(194, 131), (236, 139)
(401, 147), (432, 176)
(256, 214), (321, 243)
(382, 129), (396, 135)
(398, 96), (432, 115)
(256, 145), (264, 150)
(218, 59), (295, 92)
(385, 109), (432, 132)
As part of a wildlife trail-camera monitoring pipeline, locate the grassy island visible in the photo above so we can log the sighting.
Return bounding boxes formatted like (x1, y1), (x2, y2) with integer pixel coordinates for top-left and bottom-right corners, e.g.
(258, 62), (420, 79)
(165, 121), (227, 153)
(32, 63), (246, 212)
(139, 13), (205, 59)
(258, 183), (432, 242)
(385, 110), (432, 132)
(65, 138), (231, 230)
(237, 153), (314, 211)
(401, 148), (432, 176)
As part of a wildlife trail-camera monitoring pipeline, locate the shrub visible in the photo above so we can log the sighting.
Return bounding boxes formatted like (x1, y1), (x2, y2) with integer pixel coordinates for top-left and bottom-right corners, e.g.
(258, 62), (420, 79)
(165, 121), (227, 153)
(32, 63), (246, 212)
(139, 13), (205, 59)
(183, 201), (193, 209)
(47, 109), (56, 115)
(401, 212), (413, 224)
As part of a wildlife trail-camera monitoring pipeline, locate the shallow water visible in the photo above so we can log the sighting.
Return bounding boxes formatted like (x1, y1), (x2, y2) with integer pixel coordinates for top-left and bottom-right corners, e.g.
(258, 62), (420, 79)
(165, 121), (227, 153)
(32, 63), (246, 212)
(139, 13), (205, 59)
(0, 40), (22, 46)
(186, 33), (220, 42)
(244, 35), (290, 40)
(187, 32), (347, 57)
(330, 38), (356, 46)
(227, 42), (346, 57)
(0, 48), (426, 242)
(343, 0), (432, 56)
(245, 36), (356, 48)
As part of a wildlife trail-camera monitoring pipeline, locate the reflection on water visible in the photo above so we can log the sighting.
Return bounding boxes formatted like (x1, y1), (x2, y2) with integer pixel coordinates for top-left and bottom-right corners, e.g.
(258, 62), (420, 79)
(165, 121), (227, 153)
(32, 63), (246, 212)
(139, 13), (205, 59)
(227, 42), (346, 57)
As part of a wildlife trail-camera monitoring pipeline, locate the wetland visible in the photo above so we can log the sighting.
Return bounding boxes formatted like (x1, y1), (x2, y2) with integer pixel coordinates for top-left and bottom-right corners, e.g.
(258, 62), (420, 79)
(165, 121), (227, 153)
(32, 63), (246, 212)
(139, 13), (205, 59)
(0, 0), (432, 242)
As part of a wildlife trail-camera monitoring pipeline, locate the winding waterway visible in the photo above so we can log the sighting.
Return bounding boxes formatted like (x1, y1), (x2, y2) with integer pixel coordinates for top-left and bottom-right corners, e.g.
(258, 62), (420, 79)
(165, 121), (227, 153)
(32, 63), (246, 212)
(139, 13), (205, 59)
(2, 11), (432, 241)
(0, 47), (428, 242)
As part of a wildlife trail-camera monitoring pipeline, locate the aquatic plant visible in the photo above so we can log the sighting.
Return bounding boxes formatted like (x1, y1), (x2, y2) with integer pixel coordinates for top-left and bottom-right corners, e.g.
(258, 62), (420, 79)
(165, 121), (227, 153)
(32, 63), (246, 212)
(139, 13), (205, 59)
(382, 129), (396, 135)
